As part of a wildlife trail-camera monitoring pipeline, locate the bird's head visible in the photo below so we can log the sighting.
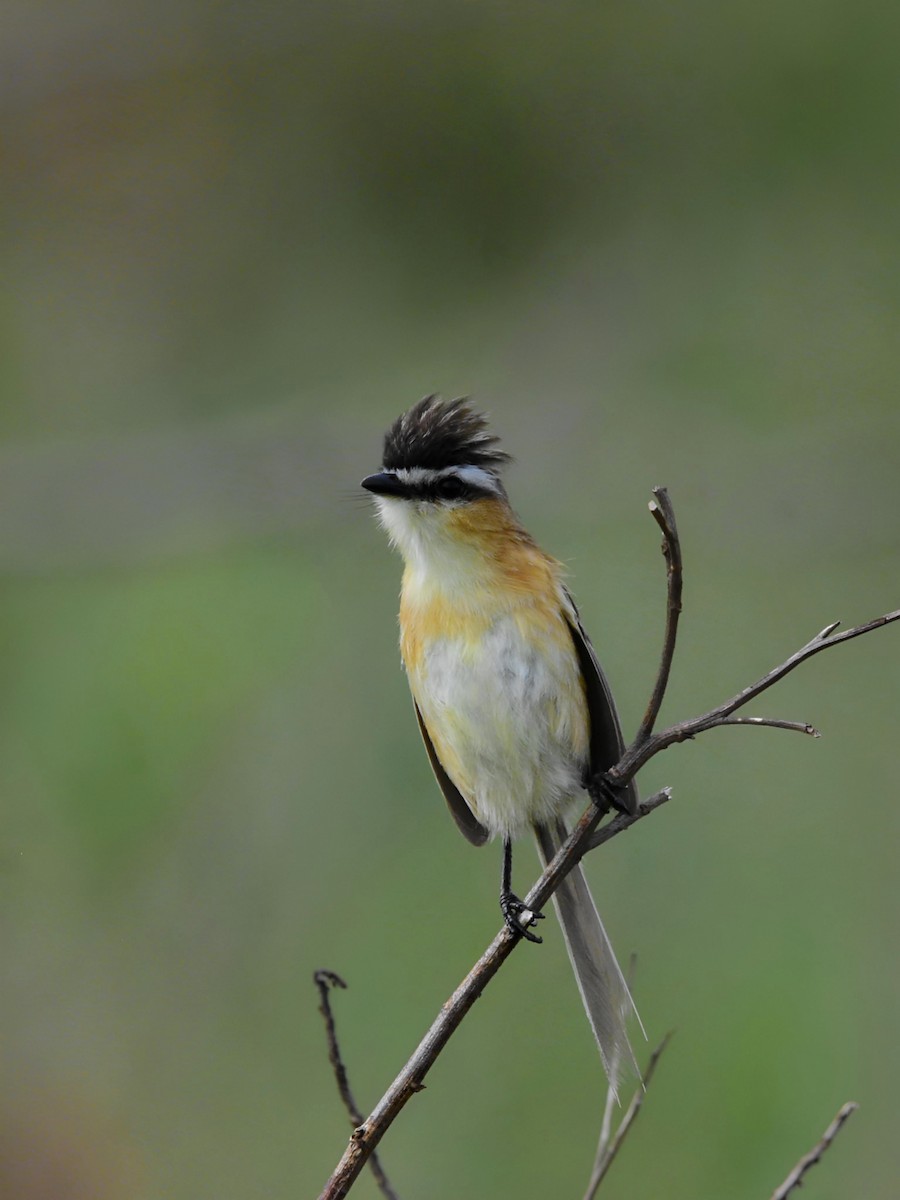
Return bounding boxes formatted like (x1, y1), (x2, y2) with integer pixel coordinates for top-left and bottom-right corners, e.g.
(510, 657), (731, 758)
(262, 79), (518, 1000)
(362, 395), (513, 570)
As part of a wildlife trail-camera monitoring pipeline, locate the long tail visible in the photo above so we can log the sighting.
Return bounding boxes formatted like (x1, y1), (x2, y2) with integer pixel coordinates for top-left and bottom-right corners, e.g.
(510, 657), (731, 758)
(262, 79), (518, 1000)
(533, 818), (642, 1094)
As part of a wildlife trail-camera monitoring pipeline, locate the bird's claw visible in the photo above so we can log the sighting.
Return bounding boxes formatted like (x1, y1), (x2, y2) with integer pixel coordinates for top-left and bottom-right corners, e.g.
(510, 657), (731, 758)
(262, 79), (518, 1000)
(588, 770), (630, 815)
(501, 894), (545, 943)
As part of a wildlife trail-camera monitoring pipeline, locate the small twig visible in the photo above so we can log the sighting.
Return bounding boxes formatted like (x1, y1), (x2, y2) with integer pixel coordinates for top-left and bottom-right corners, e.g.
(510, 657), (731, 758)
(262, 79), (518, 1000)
(314, 971), (400, 1200)
(583, 1032), (673, 1199)
(717, 717), (820, 737)
(604, 486), (899, 789)
(585, 955), (640, 1195)
(583, 788), (672, 854)
(593, 954), (638, 1166)
(634, 487), (683, 744)
(595, 1061), (619, 1171)
(315, 972), (360, 1123)
(769, 1101), (858, 1200)
(615, 608), (900, 783)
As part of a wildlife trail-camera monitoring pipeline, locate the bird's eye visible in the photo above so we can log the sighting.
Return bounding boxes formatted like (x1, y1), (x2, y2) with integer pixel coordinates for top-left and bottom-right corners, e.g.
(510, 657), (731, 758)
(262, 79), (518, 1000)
(436, 475), (466, 501)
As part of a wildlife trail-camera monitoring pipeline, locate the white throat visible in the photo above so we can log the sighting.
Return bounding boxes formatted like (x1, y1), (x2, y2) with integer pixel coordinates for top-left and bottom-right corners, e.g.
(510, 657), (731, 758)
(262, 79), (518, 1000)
(373, 496), (495, 601)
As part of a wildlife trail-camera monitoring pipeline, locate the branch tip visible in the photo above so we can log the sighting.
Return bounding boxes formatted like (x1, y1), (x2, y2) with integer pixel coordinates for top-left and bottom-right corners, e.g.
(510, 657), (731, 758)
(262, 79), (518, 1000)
(583, 1031), (673, 1199)
(636, 488), (683, 743)
(315, 969), (348, 991)
(769, 1100), (858, 1200)
(716, 717), (820, 737)
(315, 969), (400, 1200)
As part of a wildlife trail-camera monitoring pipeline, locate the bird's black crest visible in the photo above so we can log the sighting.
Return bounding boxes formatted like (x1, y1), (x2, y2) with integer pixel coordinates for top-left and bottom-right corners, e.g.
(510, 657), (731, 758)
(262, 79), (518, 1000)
(382, 395), (511, 473)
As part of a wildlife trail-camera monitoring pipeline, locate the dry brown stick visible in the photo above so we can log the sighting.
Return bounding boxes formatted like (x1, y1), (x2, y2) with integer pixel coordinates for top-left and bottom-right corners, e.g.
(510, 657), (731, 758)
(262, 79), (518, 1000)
(633, 487), (683, 744)
(316, 789), (671, 1200)
(318, 489), (897, 1200)
(584, 789), (671, 853)
(768, 1101), (858, 1200)
(613, 612), (900, 784)
(583, 1032), (673, 1200)
(716, 717), (819, 736)
(606, 490), (900, 786)
(314, 971), (400, 1200)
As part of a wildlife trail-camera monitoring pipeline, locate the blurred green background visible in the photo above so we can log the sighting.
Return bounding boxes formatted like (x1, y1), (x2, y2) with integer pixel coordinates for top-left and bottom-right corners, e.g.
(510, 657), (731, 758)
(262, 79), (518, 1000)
(2, 2), (898, 1197)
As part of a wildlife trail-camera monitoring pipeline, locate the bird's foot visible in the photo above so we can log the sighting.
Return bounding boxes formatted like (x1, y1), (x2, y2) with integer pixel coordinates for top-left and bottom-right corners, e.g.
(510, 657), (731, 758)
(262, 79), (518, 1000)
(588, 770), (632, 816)
(500, 893), (545, 943)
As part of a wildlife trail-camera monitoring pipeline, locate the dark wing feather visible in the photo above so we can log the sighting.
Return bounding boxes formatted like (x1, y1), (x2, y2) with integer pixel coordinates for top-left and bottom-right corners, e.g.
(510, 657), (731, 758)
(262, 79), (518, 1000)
(414, 702), (489, 846)
(564, 587), (638, 815)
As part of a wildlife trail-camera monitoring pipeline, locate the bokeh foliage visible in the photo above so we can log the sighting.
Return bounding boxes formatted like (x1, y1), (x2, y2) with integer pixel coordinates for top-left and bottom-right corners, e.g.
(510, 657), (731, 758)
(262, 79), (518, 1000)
(1, 3), (898, 1197)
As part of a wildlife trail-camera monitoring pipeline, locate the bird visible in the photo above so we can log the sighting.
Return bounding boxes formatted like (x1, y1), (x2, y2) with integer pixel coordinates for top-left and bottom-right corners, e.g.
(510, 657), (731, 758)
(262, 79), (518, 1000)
(361, 394), (640, 1087)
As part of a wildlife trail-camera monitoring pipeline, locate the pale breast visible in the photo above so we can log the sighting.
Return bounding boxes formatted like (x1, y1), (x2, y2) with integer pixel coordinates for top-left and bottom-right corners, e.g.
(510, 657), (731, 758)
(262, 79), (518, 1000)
(404, 602), (590, 839)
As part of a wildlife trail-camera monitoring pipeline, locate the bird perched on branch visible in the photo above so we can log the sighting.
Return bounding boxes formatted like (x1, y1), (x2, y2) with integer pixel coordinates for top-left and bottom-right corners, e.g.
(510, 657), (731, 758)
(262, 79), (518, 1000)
(362, 395), (640, 1087)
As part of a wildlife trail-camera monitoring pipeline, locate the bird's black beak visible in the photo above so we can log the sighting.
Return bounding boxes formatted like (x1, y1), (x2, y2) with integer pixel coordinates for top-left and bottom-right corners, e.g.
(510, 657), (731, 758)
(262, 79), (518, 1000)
(361, 471), (407, 497)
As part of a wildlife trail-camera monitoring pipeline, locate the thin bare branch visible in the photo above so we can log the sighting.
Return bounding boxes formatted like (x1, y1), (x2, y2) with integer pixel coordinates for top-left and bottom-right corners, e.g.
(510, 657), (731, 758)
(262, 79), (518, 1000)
(716, 717), (820, 737)
(314, 971), (400, 1200)
(316, 790), (672, 1200)
(318, 490), (897, 1200)
(595, 1057), (619, 1170)
(633, 487), (682, 744)
(584, 1033), (673, 1199)
(616, 607), (900, 781)
(584, 789), (672, 854)
(315, 972), (360, 1123)
(593, 954), (639, 1167)
(769, 1101), (858, 1200)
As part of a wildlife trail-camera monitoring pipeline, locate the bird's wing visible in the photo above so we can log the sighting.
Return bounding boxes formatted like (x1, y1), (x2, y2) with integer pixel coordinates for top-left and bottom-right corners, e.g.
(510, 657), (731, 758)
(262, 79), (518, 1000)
(563, 587), (638, 815)
(414, 701), (490, 846)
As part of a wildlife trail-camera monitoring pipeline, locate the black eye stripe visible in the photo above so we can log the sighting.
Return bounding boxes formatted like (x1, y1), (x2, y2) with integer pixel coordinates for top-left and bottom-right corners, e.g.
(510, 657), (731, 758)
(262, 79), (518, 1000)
(403, 475), (490, 502)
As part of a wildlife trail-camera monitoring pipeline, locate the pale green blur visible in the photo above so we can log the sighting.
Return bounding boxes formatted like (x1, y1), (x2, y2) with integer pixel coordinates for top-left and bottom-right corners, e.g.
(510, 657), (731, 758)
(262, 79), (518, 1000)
(1, 4), (898, 1197)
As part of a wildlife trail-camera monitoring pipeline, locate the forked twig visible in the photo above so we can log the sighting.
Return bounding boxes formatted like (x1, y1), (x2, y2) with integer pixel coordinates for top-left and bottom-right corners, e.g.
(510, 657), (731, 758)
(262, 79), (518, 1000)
(318, 489), (897, 1200)
(584, 1032), (673, 1199)
(606, 490), (900, 787)
(314, 971), (399, 1200)
(616, 608), (900, 779)
(768, 1101), (858, 1199)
